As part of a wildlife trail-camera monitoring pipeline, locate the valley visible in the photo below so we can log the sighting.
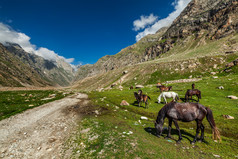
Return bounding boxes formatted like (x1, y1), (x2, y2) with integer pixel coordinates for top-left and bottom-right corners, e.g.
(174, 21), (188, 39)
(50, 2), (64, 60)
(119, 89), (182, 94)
(0, 0), (237, 158)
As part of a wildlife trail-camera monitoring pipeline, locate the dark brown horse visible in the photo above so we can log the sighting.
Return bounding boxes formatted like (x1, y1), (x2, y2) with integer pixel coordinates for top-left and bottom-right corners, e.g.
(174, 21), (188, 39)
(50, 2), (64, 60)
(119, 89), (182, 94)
(154, 101), (221, 144)
(134, 90), (151, 109)
(129, 86), (133, 90)
(185, 89), (201, 102)
(157, 85), (172, 92)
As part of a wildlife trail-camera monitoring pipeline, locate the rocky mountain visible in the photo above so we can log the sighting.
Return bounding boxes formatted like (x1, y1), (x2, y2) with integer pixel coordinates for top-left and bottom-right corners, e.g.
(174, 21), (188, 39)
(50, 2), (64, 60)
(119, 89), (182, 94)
(144, 0), (238, 59)
(76, 0), (238, 80)
(0, 43), (75, 87)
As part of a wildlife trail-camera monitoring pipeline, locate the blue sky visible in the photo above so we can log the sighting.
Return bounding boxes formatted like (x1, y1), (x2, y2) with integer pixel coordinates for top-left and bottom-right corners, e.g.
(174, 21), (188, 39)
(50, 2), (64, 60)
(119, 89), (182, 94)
(0, 0), (190, 65)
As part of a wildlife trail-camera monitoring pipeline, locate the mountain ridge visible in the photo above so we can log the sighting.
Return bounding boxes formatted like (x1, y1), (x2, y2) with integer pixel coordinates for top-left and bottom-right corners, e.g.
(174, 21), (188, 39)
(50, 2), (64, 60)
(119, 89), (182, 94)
(75, 0), (238, 82)
(0, 43), (75, 87)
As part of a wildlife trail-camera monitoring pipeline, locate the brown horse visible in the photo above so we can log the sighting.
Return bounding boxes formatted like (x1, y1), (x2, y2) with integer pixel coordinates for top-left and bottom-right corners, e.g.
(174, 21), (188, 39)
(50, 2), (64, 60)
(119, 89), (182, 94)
(185, 89), (201, 102)
(157, 85), (172, 92)
(134, 90), (151, 109)
(129, 86), (133, 90)
(154, 101), (221, 144)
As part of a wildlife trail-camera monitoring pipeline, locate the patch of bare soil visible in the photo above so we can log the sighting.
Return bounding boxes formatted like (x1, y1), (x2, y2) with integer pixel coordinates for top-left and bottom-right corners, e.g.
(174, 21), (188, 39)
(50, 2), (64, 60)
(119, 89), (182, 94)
(0, 93), (90, 159)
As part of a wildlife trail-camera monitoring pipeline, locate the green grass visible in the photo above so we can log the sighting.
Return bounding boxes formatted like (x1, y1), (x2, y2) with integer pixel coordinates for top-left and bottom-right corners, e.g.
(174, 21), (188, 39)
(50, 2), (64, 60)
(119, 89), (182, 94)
(65, 73), (238, 158)
(0, 90), (71, 120)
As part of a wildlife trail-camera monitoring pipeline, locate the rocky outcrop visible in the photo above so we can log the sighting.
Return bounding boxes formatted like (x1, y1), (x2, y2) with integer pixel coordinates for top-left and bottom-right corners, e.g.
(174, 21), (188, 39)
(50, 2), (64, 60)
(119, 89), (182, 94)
(144, 0), (238, 60)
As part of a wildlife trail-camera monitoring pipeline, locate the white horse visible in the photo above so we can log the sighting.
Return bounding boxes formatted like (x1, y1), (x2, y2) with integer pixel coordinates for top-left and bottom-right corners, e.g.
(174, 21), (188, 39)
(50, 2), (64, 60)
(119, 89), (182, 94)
(158, 92), (179, 104)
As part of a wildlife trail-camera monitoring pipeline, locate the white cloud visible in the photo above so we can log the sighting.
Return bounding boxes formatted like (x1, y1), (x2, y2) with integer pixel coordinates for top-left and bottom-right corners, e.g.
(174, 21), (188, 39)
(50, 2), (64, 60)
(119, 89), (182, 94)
(133, 14), (158, 31)
(134, 0), (191, 41)
(0, 22), (74, 65)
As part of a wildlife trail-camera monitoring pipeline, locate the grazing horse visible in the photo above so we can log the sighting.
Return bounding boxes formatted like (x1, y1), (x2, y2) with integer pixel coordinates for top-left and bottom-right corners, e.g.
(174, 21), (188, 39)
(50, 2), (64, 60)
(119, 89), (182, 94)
(158, 92), (180, 104)
(185, 89), (201, 102)
(154, 101), (221, 144)
(134, 90), (151, 109)
(157, 85), (172, 92)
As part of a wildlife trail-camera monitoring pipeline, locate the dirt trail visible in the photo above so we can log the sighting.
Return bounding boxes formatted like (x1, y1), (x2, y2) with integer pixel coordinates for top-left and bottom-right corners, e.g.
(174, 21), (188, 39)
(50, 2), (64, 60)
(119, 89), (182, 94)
(0, 93), (89, 159)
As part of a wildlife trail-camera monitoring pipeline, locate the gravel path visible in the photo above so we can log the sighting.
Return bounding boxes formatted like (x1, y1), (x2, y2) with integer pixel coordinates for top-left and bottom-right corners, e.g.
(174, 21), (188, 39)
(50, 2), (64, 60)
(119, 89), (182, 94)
(0, 93), (88, 159)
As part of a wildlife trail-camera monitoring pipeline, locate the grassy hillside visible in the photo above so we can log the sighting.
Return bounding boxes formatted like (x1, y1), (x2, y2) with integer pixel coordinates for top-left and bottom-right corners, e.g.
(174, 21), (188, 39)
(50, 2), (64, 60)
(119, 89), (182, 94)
(64, 72), (238, 158)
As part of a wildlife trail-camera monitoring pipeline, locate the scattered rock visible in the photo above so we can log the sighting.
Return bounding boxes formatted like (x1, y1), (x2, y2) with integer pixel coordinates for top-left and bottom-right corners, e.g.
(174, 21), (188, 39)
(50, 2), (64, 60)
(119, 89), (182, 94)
(135, 85), (144, 89)
(213, 76), (218, 79)
(29, 94), (33, 97)
(123, 70), (128, 74)
(189, 75), (193, 79)
(218, 86), (224, 89)
(227, 95), (238, 99)
(210, 72), (216, 75)
(140, 116), (148, 120)
(223, 115), (234, 119)
(80, 128), (91, 133)
(120, 100), (129, 106)
(95, 110), (99, 115)
(28, 105), (34, 107)
(213, 154), (220, 158)
(49, 94), (56, 98)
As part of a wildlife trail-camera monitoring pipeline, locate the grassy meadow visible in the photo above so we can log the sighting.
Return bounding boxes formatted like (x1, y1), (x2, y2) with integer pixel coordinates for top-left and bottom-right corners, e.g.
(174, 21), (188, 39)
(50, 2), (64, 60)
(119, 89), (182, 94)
(65, 72), (238, 158)
(0, 90), (71, 120)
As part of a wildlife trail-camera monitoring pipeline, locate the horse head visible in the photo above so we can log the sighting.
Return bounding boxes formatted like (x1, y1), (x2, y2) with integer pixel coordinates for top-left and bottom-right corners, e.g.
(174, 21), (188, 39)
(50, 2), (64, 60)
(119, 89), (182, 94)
(154, 120), (163, 137)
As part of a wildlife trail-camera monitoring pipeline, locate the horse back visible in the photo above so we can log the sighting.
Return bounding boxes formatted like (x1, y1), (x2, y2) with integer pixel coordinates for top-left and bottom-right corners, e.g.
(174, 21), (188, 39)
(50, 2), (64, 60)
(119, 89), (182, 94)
(167, 102), (206, 121)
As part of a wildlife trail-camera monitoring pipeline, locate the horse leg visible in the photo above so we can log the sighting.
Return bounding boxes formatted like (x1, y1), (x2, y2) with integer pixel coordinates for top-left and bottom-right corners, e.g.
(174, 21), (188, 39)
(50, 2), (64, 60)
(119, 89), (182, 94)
(165, 119), (172, 139)
(191, 120), (202, 144)
(198, 123), (205, 142)
(196, 95), (199, 102)
(173, 120), (182, 143)
(163, 96), (167, 104)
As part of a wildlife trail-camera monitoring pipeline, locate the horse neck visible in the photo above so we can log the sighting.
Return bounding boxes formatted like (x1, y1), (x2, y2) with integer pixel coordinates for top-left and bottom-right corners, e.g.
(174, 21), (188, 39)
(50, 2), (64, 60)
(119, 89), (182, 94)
(156, 107), (166, 124)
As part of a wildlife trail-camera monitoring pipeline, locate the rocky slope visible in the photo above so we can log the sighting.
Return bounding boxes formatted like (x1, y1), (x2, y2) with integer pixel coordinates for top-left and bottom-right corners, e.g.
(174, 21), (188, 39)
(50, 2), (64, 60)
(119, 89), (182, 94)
(145, 0), (238, 59)
(76, 0), (238, 81)
(0, 43), (75, 87)
(0, 43), (52, 87)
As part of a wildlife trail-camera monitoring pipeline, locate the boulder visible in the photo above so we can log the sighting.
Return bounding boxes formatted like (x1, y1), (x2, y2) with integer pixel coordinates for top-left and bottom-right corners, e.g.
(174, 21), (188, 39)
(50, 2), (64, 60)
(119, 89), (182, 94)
(123, 70), (128, 74)
(223, 115), (234, 119)
(227, 95), (238, 99)
(135, 85), (144, 89)
(218, 86), (224, 89)
(120, 100), (129, 106)
(140, 116), (148, 120)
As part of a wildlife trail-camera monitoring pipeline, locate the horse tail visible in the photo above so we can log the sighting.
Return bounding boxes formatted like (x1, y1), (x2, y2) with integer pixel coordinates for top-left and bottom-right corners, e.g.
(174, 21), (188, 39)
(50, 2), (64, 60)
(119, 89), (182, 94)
(206, 107), (221, 142)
